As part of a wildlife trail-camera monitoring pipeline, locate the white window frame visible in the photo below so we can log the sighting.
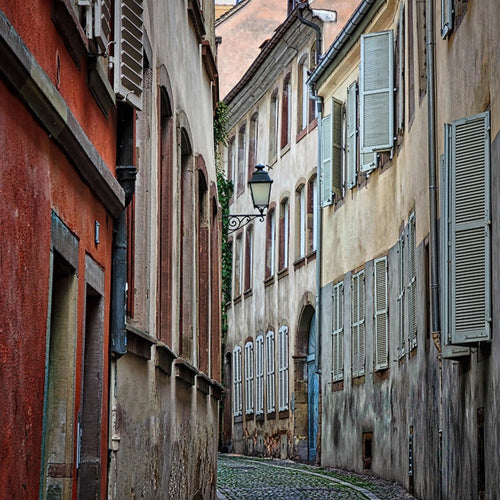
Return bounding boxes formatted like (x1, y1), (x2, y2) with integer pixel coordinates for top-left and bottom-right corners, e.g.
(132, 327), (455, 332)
(298, 185), (306, 258)
(266, 331), (276, 413)
(233, 346), (242, 417)
(244, 341), (254, 414)
(351, 270), (366, 378)
(269, 210), (276, 276)
(374, 257), (389, 370)
(255, 335), (264, 415)
(331, 282), (344, 382)
(278, 325), (289, 411)
(407, 213), (417, 351)
(312, 176), (318, 251)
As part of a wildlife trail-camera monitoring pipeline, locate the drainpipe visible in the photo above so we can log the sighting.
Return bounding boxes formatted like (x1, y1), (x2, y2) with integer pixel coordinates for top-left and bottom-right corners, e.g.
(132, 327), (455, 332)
(426, 1), (443, 497)
(110, 165), (137, 356)
(298, 2), (324, 375)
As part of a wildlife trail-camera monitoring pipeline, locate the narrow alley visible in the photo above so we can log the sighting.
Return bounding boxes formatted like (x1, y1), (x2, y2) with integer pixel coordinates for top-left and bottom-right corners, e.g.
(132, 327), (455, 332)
(217, 455), (417, 500)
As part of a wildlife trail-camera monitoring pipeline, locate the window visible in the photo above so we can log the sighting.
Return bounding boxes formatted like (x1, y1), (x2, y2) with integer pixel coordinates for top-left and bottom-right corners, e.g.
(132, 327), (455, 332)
(396, 4), (405, 136)
(320, 98), (343, 206)
(227, 136), (236, 190)
(331, 282), (344, 382)
(244, 227), (253, 292)
(297, 56), (309, 133)
(441, 0), (468, 38)
(237, 124), (246, 195)
(279, 198), (289, 270)
(233, 346), (242, 416)
(248, 113), (258, 180)
(281, 74), (292, 149)
(244, 341), (254, 414)
(308, 176), (318, 253)
(351, 270), (365, 378)
(416, 0), (427, 99)
(309, 44), (317, 122)
(266, 331), (276, 413)
(374, 257), (389, 370)
(441, 112), (491, 344)
(255, 335), (264, 415)
(278, 326), (289, 411)
(296, 185), (306, 259)
(269, 90), (279, 162)
(397, 231), (406, 358)
(234, 233), (243, 297)
(359, 30), (394, 172)
(407, 213), (417, 350)
(266, 208), (276, 278)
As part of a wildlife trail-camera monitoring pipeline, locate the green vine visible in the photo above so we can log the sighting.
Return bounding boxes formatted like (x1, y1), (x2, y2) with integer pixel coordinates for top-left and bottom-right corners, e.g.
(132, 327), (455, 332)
(214, 102), (232, 346)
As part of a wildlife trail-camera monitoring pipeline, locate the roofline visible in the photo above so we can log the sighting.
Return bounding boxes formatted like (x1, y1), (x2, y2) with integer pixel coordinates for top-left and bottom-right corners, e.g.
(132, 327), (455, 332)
(307, 0), (385, 88)
(215, 0), (251, 27)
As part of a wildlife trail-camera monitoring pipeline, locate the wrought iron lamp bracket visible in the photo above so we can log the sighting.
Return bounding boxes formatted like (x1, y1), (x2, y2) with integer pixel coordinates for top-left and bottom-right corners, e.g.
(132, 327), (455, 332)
(224, 210), (266, 234)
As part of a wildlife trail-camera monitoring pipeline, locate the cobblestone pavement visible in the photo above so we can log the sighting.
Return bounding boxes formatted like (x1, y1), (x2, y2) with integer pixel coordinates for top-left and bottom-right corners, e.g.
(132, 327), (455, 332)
(217, 454), (418, 500)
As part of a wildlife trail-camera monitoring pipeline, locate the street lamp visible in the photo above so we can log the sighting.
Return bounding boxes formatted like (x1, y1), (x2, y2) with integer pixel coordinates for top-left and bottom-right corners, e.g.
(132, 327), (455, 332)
(225, 164), (273, 234)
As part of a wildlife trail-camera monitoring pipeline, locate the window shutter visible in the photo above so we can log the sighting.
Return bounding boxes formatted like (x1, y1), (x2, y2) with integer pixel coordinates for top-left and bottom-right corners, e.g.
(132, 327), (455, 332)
(359, 30), (394, 169)
(440, 129), (471, 358)
(398, 233), (406, 357)
(407, 213), (417, 350)
(450, 112), (491, 343)
(352, 271), (365, 377)
(374, 257), (388, 370)
(346, 81), (357, 189)
(397, 4), (405, 133)
(321, 113), (333, 206)
(114, 0), (144, 110)
(441, 0), (453, 38)
(94, 0), (112, 52)
(332, 98), (343, 197)
(331, 282), (344, 381)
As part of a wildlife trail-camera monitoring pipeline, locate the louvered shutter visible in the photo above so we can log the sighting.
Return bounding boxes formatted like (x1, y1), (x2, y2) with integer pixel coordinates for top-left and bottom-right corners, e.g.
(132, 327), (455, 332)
(352, 272), (365, 377)
(374, 257), (388, 370)
(346, 81), (357, 189)
(407, 213), (417, 350)
(441, 0), (453, 38)
(450, 112), (491, 343)
(359, 272), (365, 375)
(359, 30), (394, 171)
(94, 0), (112, 51)
(332, 98), (343, 197)
(114, 0), (144, 110)
(440, 129), (470, 358)
(397, 233), (406, 357)
(331, 282), (344, 381)
(321, 113), (333, 206)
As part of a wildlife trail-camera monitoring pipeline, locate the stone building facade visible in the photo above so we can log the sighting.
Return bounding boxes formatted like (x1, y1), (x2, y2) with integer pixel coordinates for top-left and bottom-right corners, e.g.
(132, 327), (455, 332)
(308, 0), (500, 498)
(0, 0), (222, 498)
(221, 1), (354, 462)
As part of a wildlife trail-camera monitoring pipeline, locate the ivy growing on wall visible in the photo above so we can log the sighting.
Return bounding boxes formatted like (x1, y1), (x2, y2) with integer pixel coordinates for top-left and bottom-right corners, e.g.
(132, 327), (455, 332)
(214, 101), (232, 346)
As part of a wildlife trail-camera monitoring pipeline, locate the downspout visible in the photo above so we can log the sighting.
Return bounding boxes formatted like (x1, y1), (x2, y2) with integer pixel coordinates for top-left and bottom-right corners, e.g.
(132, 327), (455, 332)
(298, 2), (323, 375)
(426, 0), (443, 497)
(111, 165), (137, 356)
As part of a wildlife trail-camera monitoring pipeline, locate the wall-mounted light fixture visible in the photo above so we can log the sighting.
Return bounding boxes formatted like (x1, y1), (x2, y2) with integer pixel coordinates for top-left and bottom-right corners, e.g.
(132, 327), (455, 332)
(224, 164), (273, 234)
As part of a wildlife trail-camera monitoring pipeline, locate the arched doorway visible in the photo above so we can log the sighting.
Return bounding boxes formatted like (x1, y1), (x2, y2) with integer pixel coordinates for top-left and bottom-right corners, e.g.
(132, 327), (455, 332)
(307, 312), (319, 462)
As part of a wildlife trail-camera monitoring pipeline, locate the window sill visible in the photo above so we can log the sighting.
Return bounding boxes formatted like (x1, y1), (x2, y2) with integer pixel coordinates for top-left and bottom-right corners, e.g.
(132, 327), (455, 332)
(279, 409), (290, 420)
(127, 324), (156, 360)
(264, 274), (275, 287)
(211, 380), (225, 401)
(352, 375), (365, 386)
(296, 127), (307, 143)
(174, 357), (199, 386)
(293, 257), (306, 270)
(280, 143), (291, 158)
(245, 411), (255, 418)
(331, 379), (344, 392)
(373, 368), (390, 383)
(277, 268), (289, 280)
(156, 341), (176, 376)
(243, 288), (252, 299)
(308, 117), (318, 132)
(267, 411), (276, 420)
(234, 415), (243, 424)
(233, 294), (242, 305)
(306, 250), (317, 264)
(256, 413), (265, 422)
(196, 372), (211, 396)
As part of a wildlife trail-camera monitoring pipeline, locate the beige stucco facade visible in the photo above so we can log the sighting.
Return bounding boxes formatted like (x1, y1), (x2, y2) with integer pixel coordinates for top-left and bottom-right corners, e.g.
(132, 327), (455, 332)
(313, 0), (500, 498)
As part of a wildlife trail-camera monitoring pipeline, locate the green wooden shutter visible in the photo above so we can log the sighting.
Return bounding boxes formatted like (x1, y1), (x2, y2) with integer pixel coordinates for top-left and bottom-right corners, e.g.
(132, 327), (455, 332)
(374, 257), (388, 370)
(360, 30), (394, 171)
(114, 0), (144, 110)
(450, 112), (491, 343)
(321, 113), (333, 206)
(346, 81), (357, 189)
(440, 126), (470, 358)
(332, 98), (343, 197)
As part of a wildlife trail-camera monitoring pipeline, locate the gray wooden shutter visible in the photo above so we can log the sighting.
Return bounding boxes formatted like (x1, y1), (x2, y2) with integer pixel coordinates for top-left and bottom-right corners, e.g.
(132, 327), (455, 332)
(407, 213), (417, 350)
(440, 126), (470, 358)
(94, 0), (112, 51)
(346, 81), (357, 189)
(359, 30), (394, 171)
(331, 282), (344, 381)
(321, 112), (333, 206)
(114, 0), (144, 110)
(397, 233), (406, 357)
(332, 98), (343, 197)
(450, 112), (491, 343)
(374, 257), (388, 370)
(352, 271), (365, 377)
(441, 0), (453, 38)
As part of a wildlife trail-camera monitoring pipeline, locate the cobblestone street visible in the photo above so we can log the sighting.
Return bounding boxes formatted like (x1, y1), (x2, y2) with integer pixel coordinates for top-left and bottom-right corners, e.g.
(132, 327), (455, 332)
(217, 455), (418, 500)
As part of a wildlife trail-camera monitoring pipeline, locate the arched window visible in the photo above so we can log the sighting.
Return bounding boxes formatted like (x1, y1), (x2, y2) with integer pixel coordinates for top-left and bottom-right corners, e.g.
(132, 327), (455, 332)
(281, 74), (292, 149)
(269, 90), (279, 163)
(297, 56), (309, 133)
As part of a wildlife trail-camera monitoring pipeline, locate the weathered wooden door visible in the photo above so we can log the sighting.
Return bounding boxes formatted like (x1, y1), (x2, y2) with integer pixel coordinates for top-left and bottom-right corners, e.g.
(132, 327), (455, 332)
(307, 313), (319, 462)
